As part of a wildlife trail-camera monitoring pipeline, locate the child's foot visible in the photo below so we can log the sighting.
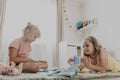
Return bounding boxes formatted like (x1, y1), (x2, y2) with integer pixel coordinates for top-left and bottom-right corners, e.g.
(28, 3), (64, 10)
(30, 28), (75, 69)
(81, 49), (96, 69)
(7, 62), (16, 73)
(18, 63), (23, 72)
(10, 62), (16, 67)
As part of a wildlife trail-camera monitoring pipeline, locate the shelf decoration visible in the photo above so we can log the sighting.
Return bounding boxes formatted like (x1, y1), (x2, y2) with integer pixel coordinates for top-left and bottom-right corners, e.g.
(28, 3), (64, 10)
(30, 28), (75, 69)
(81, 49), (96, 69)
(63, 0), (98, 31)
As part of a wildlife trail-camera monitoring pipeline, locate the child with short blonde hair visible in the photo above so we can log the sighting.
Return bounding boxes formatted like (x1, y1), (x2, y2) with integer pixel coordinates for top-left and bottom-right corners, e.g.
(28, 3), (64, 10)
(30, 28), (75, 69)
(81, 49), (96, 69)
(9, 23), (48, 73)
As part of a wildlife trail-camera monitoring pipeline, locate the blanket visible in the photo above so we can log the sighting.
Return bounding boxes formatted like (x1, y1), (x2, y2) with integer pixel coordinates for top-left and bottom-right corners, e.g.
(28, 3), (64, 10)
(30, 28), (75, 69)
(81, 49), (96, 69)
(1, 72), (120, 80)
(48, 65), (80, 77)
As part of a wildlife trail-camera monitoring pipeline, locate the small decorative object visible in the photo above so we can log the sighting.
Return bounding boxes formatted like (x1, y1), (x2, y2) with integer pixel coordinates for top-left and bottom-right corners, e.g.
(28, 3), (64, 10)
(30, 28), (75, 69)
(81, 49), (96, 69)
(64, 10), (66, 12)
(77, 46), (81, 57)
(39, 69), (48, 72)
(76, 21), (83, 30)
(83, 21), (88, 27)
(69, 25), (72, 28)
(63, 1), (97, 32)
(74, 55), (80, 65)
(66, 18), (68, 20)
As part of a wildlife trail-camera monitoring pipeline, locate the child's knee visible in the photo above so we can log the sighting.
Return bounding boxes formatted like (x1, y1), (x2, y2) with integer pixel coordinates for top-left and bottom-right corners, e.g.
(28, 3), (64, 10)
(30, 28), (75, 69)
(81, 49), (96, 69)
(44, 63), (48, 69)
(40, 63), (48, 69)
(31, 64), (40, 72)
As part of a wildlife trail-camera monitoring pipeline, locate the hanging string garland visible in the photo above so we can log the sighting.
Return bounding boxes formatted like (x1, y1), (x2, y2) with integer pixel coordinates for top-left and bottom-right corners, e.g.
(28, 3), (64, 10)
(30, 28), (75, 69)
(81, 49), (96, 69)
(63, 0), (77, 31)
(63, 0), (98, 31)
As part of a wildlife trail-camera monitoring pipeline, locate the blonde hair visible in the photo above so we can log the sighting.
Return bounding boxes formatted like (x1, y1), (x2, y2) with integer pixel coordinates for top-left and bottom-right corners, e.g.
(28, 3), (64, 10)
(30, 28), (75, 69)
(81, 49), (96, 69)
(84, 36), (101, 64)
(24, 22), (40, 38)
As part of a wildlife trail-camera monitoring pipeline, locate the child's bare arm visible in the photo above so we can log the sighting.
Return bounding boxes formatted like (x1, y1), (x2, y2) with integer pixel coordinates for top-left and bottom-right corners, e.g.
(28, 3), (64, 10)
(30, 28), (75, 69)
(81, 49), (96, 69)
(82, 51), (107, 72)
(9, 47), (33, 63)
(99, 48), (108, 69)
(76, 64), (85, 70)
(88, 49), (107, 72)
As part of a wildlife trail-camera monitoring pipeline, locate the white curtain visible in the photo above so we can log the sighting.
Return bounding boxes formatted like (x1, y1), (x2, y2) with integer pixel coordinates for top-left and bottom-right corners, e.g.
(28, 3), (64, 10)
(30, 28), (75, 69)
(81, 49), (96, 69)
(0, 0), (7, 64)
(56, 0), (63, 66)
(0, 0), (7, 48)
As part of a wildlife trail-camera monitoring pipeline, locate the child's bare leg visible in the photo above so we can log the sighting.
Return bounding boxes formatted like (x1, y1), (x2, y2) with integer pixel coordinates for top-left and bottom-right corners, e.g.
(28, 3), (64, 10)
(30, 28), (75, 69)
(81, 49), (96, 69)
(38, 62), (48, 69)
(23, 62), (40, 73)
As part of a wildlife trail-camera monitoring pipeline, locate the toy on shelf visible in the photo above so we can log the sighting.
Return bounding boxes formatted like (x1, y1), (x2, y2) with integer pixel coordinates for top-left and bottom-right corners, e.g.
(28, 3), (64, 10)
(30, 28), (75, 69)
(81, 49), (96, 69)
(76, 21), (83, 30)
(63, 0), (98, 32)
(76, 18), (97, 30)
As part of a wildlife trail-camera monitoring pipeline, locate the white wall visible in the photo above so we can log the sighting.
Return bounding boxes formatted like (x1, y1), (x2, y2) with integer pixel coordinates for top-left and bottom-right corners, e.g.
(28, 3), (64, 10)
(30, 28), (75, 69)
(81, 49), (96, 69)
(84, 0), (120, 50)
(60, 0), (120, 68)
(0, 0), (57, 67)
(62, 0), (120, 50)
(59, 0), (85, 67)
(62, 0), (85, 45)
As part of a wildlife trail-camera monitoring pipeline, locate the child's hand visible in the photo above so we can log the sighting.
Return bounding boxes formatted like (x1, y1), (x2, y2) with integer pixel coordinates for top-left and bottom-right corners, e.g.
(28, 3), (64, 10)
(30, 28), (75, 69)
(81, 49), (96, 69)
(10, 62), (16, 67)
(81, 56), (91, 68)
(67, 58), (74, 63)
(76, 64), (85, 70)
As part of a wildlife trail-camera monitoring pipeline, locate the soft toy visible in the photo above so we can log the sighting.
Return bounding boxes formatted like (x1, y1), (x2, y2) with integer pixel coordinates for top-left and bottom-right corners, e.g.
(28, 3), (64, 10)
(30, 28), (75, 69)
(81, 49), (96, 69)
(83, 21), (88, 27)
(76, 21), (83, 30)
